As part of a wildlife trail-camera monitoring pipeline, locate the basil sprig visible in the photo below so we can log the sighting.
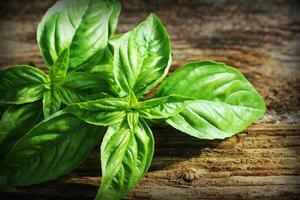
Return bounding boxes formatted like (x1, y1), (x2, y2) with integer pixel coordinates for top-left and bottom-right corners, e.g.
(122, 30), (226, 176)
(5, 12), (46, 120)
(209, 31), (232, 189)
(0, 1), (266, 200)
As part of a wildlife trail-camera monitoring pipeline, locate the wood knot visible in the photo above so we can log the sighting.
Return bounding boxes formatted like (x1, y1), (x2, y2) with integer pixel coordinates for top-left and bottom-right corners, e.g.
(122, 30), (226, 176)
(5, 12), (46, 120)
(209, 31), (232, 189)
(177, 169), (197, 183)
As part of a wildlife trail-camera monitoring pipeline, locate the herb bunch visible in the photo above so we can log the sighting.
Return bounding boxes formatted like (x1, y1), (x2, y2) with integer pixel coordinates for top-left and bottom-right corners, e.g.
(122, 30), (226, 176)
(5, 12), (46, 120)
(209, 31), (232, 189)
(0, 0), (266, 199)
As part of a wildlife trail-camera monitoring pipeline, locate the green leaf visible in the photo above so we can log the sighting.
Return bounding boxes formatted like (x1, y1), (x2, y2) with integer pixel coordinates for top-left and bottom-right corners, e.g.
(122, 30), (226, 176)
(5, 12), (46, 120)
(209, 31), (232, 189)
(37, 0), (121, 69)
(155, 61), (266, 139)
(43, 89), (61, 118)
(138, 95), (193, 119)
(84, 35), (125, 97)
(128, 90), (139, 108)
(85, 48), (114, 77)
(127, 111), (139, 133)
(58, 72), (111, 105)
(0, 102), (43, 159)
(82, 34), (123, 77)
(106, 0), (121, 37)
(96, 118), (154, 200)
(0, 66), (49, 104)
(114, 13), (171, 97)
(65, 98), (128, 126)
(49, 48), (70, 84)
(0, 112), (104, 187)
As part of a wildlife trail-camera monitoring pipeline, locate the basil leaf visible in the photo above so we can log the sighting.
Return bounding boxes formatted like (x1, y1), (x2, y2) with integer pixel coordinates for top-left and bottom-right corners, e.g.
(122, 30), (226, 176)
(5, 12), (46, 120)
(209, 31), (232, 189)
(0, 112), (104, 187)
(83, 33), (123, 75)
(86, 48), (114, 77)
(0, 66), (49, 104)
(37, 0), (121, 69)
(128, 90), (139, 108)
(65, 98), (128, 126)
(0, 102), (43, 159)
(106, 0), (121, 37)
(86, 34), (124, 74)
(86, 36), (124, 97)
(114, 14), (171, 97)
(49, 48), (69, 84)
(96, 118), (154, 200)
(155, 61), (266, 139)
(127, 111), (139, 133)
(43, 90), (61, 118)
(58, 72), (111, 105)
(138, 95), (193, 119)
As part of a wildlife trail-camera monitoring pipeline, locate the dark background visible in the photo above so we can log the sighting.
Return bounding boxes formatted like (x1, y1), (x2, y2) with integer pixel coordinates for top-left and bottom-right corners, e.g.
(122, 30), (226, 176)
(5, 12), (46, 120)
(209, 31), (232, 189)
(0, 0), (300, 199)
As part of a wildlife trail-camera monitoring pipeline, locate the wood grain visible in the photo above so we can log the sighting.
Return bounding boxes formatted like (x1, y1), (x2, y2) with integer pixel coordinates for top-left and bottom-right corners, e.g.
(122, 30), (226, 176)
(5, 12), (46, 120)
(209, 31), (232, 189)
(0, 0), (299, 199)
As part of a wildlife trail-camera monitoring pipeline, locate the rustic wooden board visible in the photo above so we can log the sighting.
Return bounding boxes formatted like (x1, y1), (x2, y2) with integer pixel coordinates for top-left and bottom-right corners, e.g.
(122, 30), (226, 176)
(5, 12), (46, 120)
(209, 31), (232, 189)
(0, 0), (300, 199)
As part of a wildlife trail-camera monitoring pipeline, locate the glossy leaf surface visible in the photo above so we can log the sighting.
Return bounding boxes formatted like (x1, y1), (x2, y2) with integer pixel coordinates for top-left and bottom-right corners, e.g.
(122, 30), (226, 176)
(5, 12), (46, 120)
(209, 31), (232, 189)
(43, 90), (61, 118)
(138, 95), (193, 119)
(49, 48), (69, 84)
(96, 118), (154, 200)
(0, 102), (43, 159)
(114, 14), (171, 97)
(0, 112), (104, 187)
(127, 111), (139, 133)
(58, 72), (111, 105)
(37, 0), (121, 69)
(65, 98), (128, 126)
(0, 66), (49, 104)
(155, 61), (266, 139)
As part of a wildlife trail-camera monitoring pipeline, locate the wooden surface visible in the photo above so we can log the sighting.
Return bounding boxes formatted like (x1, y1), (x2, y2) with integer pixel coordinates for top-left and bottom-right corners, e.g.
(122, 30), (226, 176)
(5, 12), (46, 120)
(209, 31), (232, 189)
(0, 0), (300, 199)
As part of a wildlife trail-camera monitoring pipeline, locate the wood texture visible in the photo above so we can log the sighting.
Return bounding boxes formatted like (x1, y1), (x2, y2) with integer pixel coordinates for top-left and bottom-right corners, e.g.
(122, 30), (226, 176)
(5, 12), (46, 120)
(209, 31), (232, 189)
(0, 0), (300, 199)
